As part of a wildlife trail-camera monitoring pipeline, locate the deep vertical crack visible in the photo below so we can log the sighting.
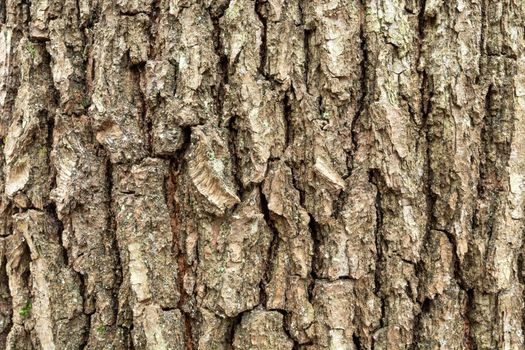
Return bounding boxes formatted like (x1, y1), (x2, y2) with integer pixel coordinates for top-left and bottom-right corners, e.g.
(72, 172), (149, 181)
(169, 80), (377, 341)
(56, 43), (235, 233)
(166, 127), (193, 350)
(414, 0), (434, 343)
(259, 186), (279, 308)
(105, 157), (126, 341)
(298, 1), (311, 87)
(369, 169), (385, 332)
(255, 0), (268, 79)
(351, 3), (367, 153)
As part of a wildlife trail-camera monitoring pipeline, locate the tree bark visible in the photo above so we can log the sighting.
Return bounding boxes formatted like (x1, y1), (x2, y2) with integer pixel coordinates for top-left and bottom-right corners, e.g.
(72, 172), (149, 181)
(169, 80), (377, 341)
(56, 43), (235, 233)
(0, 0), (524, 349)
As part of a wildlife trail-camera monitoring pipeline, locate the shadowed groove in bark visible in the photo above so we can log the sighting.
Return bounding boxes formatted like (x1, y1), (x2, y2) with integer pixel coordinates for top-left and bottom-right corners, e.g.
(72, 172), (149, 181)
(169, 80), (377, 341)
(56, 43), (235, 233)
(297, 0), (309, 87)
(0, 1), (5, 25)
(80, 279), (92, 350)
(227, 115), (244, 199)
(308, 212), (321, 281)
(0, 250), (12, 346)
(211, 9), (229, 125)
(166, 127), (193, 350)
(107, 155), (132, 348)
(351, 1), (367, 154)
(353, 333), (362, 350)
(255, 0), (267, 80)
(413, 0), (432, 342)
(369, 169), (385, 324)
(283, 90), (292, 151)
(273, 308), (301, 350)
(130, 63), (152, 154)
(259, 185), (279, 307)
(226, 311), (243, 346)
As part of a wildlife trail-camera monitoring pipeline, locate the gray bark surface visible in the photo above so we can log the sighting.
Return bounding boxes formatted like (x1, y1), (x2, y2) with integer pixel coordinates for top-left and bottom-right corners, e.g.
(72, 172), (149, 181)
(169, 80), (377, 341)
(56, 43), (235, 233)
(0, 0), (524, 349)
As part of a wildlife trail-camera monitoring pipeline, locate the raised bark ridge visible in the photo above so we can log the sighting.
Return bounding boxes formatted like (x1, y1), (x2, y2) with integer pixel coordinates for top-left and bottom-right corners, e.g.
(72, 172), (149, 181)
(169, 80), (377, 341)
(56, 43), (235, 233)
(0, 0), (524, 349)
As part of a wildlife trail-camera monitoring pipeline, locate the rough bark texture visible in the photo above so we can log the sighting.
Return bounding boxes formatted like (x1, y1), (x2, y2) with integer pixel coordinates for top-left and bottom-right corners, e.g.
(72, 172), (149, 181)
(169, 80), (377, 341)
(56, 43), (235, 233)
(0, 0), (524, 349)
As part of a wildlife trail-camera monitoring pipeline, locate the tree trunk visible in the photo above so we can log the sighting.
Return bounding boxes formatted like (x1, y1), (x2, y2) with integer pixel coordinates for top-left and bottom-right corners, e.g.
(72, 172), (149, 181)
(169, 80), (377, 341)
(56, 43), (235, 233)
(0, 0), (524, 349)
